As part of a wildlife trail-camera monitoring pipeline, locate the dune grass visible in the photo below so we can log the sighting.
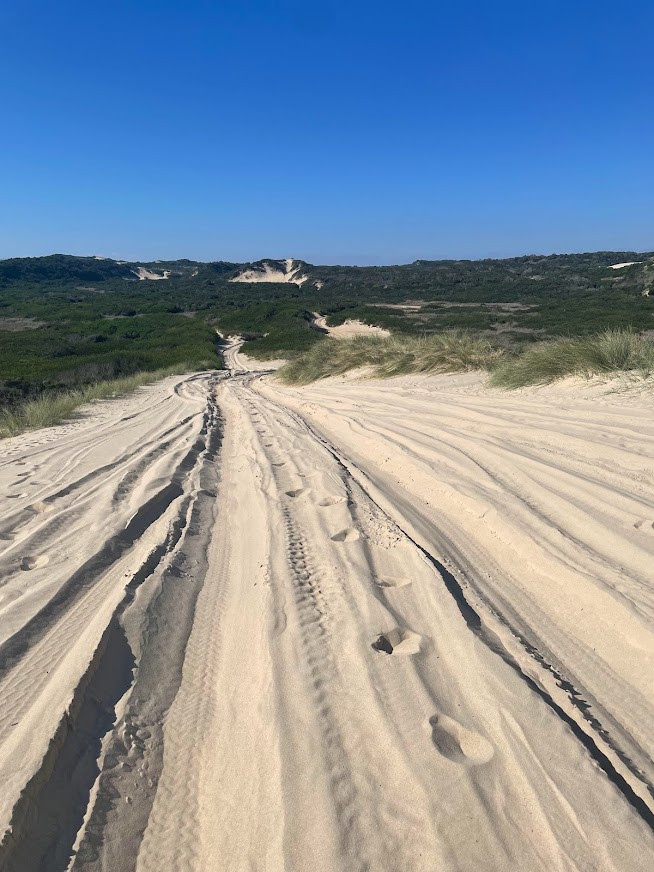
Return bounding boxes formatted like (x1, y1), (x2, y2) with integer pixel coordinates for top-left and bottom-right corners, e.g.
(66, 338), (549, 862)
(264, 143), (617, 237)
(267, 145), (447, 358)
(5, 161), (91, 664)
(0, 364), (208, 438)
(278, 331), (503, 385)
(277, 328), (654, 388)
(490, 329), (654, 388)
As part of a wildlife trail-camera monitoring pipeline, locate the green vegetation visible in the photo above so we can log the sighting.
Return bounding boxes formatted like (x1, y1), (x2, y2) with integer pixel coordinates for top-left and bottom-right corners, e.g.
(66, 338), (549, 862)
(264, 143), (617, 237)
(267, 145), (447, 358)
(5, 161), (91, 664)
(490, 329), (654, 388)
(278, 331), (503, 384)
(1, 252), (653, 411)
(214, 302), (321, 359)
(0, 365), (196, 438)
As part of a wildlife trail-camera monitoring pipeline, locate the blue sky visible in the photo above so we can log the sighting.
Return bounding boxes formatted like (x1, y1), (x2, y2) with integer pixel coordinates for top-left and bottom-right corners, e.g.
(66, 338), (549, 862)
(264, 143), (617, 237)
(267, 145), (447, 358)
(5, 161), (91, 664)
(1, 0), (652, 264)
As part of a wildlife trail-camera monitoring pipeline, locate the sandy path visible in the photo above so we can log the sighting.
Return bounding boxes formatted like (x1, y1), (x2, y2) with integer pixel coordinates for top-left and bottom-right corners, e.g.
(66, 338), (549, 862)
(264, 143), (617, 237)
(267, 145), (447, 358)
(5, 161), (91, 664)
(0, 372), (223, 870)
(1, 361), (653, 870)
(258, 373), (654, 784)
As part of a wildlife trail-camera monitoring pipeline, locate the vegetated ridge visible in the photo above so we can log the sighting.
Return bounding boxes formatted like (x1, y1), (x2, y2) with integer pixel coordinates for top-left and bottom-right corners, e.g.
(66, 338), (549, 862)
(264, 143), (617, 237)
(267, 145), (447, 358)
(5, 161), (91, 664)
(1, 251), (652, 405)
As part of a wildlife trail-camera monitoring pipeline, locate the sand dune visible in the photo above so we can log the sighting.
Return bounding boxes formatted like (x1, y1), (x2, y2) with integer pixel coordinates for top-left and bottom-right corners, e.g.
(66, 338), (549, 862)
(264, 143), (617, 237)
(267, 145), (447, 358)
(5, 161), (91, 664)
(608, 261), (642, 269)
(0, 356), (653, 870)
(229, 258), (308, 285)
(312, 313), (391, 338)
(131, 267), (171, 280)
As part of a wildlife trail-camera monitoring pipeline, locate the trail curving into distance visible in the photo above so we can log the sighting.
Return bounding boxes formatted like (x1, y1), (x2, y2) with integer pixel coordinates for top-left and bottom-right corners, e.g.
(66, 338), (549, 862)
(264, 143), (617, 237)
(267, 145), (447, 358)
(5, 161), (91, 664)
(0, 353), (653, 871)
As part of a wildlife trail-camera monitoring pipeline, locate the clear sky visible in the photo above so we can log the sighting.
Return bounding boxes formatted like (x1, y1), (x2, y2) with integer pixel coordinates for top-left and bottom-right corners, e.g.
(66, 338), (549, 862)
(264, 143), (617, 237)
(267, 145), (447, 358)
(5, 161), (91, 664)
(1, 0), (652, 264)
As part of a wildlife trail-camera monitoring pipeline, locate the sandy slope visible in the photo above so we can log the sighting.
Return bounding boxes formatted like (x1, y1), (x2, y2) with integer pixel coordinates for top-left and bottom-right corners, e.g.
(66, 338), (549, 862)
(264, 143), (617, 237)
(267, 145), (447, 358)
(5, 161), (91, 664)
(312, 313), (391, 338)
(229, 258), (308, 285)
(131, 267), (171, 280)
(0, 360), (653, 871)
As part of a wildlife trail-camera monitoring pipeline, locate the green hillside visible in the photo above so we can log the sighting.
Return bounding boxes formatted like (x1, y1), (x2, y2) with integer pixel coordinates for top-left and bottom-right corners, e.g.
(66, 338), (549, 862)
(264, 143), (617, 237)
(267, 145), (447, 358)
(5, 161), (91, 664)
(1, 251), (652, 404)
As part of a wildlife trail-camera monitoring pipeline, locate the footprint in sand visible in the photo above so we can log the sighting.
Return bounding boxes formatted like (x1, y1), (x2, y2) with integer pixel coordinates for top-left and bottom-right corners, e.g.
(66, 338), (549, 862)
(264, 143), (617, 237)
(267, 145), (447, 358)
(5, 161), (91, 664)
(20, 554), (50, 571)
(634, 519), (654, 531)
(317, 496), (346, 507)
(30, 501), (52, 514)
(374, 575), (411, 589)
(330, 528), (360, 542)
(428, 714), (494, 765)
(372, 627), (421, 655)
(285, 489), (308, 498)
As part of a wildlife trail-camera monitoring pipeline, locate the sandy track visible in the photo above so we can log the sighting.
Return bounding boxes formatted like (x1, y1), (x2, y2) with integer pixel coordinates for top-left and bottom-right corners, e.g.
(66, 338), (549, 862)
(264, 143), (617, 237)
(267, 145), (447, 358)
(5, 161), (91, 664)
(0, 372), (223, 871)
(1, 362), (653, 870)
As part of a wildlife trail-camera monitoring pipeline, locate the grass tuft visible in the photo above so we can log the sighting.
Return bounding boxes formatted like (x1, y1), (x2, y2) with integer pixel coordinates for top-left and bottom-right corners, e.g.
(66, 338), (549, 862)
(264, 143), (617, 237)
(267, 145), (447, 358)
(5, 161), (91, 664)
(277, 331), (503, 385)
(490, 329), (654, 388)
(278, 328), (654, 389)
(0, 363), (209, 438)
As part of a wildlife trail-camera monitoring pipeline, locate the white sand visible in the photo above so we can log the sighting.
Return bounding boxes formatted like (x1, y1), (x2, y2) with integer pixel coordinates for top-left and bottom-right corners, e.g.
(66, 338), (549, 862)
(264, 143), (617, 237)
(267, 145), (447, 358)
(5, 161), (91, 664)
(313, 313), (391, 338)
(229, 258), (308, 285)
(608, 261), (642, 269)
(131, 267), (171, 280)
(219, 334), (285, 373)
(1, 362), (653, 870)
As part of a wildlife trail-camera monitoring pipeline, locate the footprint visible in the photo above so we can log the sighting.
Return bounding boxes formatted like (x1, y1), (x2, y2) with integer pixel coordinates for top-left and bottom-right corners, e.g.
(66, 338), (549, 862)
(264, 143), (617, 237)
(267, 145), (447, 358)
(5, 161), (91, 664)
(330, 528), (360, 542)
(318, 496), (346, 507)
(429, 714), (494, 765)
(372, 627), (421, 655)
(271, 461), (286, 467)
(285, 489), (308, 498)
(21, 554), (50, 571)
(374, 575), (411, 588)
(30, 501), (52, 514)
(634, 519), (654, 530)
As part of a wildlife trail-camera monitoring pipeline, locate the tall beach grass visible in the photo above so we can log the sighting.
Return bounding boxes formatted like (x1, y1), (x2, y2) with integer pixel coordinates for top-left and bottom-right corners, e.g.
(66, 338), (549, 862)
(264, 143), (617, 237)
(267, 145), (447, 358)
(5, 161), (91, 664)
(490, 329), (654, 388)
(278, 331), (503, 385)
(278, 328), (654, 388)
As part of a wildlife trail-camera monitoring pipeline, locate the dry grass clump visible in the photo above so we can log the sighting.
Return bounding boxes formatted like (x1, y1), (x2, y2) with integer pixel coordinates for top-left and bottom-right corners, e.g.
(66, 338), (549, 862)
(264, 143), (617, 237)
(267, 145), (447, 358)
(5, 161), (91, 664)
(0, 365), (197, 438)
(278, 331), (503, 385)
(490, 329), (654, 388)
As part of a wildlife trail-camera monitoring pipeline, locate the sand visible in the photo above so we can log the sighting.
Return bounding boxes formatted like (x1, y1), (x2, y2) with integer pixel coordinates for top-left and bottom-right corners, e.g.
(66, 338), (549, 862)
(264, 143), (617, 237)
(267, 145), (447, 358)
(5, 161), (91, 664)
(131, 267), (171, 280)
(229, 258), (308, 285)
(312, 313), (391, 338)
(608, 261), (642, 269)
(0, 357), (653, 871)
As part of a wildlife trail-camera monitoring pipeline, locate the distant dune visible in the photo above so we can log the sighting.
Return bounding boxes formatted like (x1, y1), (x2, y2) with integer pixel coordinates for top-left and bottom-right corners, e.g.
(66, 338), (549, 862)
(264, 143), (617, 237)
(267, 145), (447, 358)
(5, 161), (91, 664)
(312, 313), (391, 338)
(229, 258), (308, 285)
(131, 266), (171, 280)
